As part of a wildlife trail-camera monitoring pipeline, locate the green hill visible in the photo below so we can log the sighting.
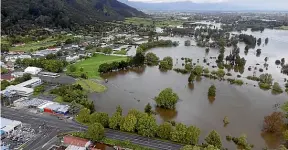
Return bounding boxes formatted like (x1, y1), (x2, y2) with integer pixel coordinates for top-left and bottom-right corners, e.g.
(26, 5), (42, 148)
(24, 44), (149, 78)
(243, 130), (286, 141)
(1, 0), (146, 34)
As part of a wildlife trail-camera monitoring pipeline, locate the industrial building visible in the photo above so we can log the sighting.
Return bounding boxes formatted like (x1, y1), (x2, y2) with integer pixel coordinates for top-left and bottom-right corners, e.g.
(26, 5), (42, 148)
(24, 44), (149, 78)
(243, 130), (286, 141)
(38, 71), (60, 78)
(4, 77), (42, 96)
(13, 98), (69, 115)
(1, 117), (22, 135)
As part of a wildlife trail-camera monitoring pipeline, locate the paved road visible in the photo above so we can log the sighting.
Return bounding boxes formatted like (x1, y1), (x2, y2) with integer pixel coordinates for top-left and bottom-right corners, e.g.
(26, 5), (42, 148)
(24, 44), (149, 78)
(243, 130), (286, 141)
(1, 107), (183, 150)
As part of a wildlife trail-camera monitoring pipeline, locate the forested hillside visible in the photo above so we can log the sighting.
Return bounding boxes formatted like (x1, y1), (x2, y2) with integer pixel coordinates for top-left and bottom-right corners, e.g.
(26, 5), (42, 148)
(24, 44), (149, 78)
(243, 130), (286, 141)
(1, 0), (145, 35)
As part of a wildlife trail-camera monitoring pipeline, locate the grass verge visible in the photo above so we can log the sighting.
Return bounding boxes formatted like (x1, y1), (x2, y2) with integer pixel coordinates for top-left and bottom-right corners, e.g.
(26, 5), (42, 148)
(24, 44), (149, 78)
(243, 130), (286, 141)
(76, 79), (107, 93)
(54, 96), (63, 103)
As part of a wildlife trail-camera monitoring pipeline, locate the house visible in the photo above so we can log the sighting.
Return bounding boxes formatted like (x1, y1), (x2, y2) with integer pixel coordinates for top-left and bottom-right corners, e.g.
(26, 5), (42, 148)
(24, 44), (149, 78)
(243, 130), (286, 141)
(24, 67), (42, 75)
(5, 54), (31, 62)
(2, 61), (15, 71)
(66, 55), (79, 62)
(0, 73), (15, 82)
(101, 35), (114, 43)
(11, 72), (25, 78)
(63, 136), (101, 150)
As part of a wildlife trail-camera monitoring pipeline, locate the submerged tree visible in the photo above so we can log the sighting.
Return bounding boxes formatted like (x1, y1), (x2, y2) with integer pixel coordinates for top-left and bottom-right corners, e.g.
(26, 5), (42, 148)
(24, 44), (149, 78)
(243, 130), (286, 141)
(263, 112), (284, 133)
(155, 88), (179, 109)
(208, 85), (216, 97)
(144, 103), (152, 114)
(188, 72), (196, 83)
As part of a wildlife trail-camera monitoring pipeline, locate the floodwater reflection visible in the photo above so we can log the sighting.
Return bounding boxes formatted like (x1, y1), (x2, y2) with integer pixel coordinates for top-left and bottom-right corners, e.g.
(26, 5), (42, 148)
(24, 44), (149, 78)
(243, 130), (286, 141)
(155, 107), (178, 121)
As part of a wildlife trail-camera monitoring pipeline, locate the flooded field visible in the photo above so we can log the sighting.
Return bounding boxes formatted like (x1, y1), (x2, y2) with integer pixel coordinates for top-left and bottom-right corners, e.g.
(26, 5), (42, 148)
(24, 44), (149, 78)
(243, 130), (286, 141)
(90, 29), (288, 149)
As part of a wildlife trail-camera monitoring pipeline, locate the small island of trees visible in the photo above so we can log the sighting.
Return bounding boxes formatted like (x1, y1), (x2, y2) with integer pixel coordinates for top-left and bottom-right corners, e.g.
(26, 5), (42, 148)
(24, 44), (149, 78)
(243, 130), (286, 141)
(155, 88), (179, 109)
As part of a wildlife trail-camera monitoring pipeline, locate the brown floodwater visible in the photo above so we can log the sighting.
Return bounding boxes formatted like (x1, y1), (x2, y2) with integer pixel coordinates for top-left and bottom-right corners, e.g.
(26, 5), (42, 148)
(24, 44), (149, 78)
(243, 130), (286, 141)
(89, 29), (288, 149)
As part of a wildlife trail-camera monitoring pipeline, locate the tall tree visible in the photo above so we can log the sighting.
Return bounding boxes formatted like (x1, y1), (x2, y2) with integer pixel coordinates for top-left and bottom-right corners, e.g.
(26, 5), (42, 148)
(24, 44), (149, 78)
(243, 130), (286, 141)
(116, 105), (123, 115)
(120, 114), (137, 132)
(89, 112), (109, 127)
(185, 126), (201, 145)
(188, 73), (196, 83)
(171, 123), (187, 143)
(208, 85), (216, 97)
(144, 103), (152, 114)
(137, 113), (158, 137)
(76, 108), (90, 123)
(87, 123), (105, 141)
(205, 130), (222, 149)
(109, 112), (122, 130)
(193, 65), (203, 76)
(157, 122), (173, 140)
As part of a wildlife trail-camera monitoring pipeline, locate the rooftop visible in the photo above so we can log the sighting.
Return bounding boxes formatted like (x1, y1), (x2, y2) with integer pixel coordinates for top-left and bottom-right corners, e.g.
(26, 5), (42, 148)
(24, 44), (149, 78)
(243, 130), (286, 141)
(16, 77), (41, 87)
(0, 117), (22, 132)
(63, 136), (90, 147)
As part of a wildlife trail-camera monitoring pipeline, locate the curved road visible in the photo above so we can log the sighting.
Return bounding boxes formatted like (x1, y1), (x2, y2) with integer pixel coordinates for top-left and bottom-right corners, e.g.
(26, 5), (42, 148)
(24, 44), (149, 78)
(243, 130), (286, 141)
(1, 107), (183, 150)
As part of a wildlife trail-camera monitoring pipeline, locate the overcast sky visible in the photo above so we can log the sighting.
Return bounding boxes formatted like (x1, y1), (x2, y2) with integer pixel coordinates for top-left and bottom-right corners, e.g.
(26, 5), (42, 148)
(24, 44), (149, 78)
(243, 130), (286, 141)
(127, 0), (288, 10)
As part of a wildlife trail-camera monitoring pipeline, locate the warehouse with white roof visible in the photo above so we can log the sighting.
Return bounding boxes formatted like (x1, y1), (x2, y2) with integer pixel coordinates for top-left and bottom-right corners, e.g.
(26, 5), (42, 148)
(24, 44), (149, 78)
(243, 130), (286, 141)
(24, 67), (42, 75)
(1, 117), (22, 135)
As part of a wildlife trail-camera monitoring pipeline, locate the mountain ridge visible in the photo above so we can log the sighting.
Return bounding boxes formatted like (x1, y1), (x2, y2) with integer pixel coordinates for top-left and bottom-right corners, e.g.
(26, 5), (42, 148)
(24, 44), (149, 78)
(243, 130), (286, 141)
(1, 0), (145, 34)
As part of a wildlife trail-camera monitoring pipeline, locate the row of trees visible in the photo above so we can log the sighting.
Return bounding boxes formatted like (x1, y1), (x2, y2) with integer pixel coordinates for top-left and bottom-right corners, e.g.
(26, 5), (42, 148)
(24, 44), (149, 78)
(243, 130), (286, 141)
(15, 58), (68, 73)
(50, 84), (94, 112)
(137, 40), (177, 53)
(98, 52), (145, 73)
(78, 106), (223, 148)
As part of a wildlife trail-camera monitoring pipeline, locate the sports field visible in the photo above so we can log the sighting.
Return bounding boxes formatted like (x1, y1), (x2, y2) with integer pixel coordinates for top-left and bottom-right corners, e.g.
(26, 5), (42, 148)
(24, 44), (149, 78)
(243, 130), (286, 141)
(68, 54), (127, 79)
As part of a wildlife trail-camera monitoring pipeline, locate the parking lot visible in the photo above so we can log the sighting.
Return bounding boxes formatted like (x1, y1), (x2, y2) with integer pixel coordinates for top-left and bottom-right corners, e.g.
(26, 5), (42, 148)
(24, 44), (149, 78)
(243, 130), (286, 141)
(1, 124), (40, 149)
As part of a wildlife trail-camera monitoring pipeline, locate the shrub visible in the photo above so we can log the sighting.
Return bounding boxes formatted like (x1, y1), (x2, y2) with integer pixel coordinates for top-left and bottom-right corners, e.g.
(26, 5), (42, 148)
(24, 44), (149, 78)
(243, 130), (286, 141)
(226, 135), (232, 142)
(223, 116), (230, 125)
(235, 79), (244, 86)
(226, 73), (232, 76)
(259, 82), (271, 90)
(272, 82), (283, 94)
(203, 68), (210, 74)
(174, 68), (189, 74)
(247, 76), (260, 81)
(208, 85), (216, 97)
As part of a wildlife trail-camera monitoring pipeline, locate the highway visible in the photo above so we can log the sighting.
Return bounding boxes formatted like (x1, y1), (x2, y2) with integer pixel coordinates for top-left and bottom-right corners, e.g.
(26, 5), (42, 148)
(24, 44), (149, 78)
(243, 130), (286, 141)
(1, 107), (183, 150)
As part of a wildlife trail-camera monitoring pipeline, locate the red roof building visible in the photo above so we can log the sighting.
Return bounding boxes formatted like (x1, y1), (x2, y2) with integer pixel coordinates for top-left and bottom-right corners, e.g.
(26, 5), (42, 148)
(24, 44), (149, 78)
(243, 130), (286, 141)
(1, 73), (15, 81)
(63, 135), (89, 147)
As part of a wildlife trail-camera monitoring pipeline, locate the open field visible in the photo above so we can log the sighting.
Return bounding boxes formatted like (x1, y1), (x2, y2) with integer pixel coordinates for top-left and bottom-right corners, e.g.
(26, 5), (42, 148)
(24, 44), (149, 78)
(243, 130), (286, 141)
(76, 79), (107, 93)
(67, 54), (127, 79)
(124, 17), (184, 27)
(2, 35), (72, 52)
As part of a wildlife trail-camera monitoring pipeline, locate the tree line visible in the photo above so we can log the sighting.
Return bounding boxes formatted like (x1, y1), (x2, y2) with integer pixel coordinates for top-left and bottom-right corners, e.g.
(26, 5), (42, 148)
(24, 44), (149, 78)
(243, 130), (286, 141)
(50, 84), (95, 112)
(76, 105), (224, 149)
(98, 52), (145, 73)
(137, 40), (178, 53)
(15, 58), (68, 73)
